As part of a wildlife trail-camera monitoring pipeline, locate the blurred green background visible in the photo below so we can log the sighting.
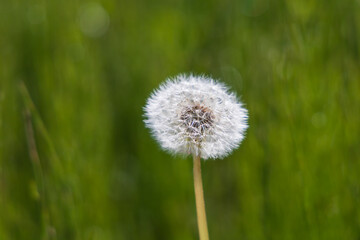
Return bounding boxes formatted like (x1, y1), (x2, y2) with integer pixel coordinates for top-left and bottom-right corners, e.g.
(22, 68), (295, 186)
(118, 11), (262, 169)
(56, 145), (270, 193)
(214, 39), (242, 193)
(1, 0), (360, 239)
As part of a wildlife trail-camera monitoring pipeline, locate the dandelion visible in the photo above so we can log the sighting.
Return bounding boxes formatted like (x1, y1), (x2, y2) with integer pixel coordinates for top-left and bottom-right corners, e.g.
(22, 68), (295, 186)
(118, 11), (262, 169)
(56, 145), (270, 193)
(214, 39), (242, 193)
(144, 74), (248, 240)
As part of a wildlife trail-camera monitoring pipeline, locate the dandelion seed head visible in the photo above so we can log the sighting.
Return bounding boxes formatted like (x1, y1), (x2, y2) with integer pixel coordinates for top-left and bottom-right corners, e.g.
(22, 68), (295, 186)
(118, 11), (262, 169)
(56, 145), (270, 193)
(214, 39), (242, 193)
(144, 74), (248, 159)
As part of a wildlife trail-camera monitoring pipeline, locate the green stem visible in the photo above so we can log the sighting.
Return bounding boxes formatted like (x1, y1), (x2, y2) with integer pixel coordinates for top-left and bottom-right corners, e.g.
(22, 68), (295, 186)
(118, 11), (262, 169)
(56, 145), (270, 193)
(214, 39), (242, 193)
(193, 154), (210, 240)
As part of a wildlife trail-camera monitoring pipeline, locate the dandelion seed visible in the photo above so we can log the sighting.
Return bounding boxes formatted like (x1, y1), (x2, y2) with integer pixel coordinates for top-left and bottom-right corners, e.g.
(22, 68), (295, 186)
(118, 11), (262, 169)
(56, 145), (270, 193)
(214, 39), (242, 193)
(144, 73), (248, 159)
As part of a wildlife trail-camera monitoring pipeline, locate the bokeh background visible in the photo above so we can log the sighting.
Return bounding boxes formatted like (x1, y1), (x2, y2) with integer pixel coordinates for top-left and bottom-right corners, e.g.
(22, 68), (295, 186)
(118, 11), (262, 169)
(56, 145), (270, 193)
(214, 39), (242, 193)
(1, 0), (360, 239)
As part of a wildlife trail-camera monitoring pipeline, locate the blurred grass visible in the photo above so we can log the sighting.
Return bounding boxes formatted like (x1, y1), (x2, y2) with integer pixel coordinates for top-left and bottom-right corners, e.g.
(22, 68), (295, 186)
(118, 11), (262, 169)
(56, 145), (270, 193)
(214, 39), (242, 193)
(1, 0), (360, 239)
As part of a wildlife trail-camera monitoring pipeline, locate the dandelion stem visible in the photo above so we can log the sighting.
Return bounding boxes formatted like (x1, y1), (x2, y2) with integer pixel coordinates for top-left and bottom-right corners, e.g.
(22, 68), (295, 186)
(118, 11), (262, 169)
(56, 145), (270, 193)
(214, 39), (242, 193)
(193, 154), (210, 240)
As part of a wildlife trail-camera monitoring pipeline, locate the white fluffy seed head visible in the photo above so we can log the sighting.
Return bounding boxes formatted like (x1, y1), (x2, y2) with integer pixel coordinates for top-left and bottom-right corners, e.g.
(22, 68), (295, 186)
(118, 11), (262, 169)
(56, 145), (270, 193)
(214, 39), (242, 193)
(144, 74), (248, 159)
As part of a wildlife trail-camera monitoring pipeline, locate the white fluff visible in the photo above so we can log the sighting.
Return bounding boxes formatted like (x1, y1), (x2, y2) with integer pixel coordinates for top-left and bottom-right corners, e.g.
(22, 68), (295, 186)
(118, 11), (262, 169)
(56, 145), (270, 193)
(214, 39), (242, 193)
(144, 74), (248, 159)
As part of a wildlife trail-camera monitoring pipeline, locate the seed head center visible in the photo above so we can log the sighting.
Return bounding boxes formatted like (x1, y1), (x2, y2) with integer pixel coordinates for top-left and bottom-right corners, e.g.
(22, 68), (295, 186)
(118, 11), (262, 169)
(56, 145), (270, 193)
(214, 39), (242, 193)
(181, 105), (215, 139)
